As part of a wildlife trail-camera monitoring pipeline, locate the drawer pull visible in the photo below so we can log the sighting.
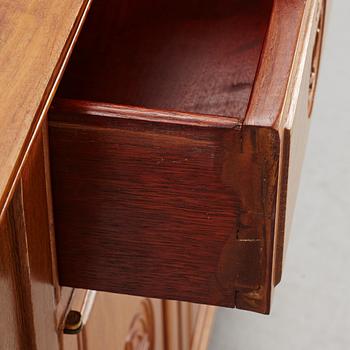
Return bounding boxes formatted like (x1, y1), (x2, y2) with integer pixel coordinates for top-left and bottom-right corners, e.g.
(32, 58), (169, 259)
(64, 290), (97, 335)
(64, 310), (82, 335)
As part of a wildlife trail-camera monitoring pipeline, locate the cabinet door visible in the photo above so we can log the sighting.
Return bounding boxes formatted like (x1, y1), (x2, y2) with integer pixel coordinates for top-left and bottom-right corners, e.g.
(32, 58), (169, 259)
(63, 291), (164, 350)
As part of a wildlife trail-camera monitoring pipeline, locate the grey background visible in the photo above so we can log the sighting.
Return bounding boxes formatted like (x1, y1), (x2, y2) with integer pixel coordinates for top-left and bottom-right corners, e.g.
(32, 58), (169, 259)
(209, 1), (350, 349)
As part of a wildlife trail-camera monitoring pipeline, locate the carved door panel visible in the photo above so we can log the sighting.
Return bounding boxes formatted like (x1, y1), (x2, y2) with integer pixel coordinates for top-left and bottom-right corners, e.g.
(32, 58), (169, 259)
(63, 291), (164, 350)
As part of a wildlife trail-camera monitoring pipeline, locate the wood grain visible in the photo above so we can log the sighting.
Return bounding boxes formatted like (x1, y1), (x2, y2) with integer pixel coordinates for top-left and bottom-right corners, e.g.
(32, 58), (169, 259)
(273, 0), (326, 285)
(63, 291), (164, 350)
(0, 180), (46, 349)
(244, 0), (306, 127)
(49, 103), (279, 314)
(48, 0), (324, 314)
(164, 301), (181, 350)
(191, 306), (215, 350)
(21, 129), (60, 350)
(0, 126), (68, 350)
(165, 301), (215, 350)
(0, 187), (30, 350)
(0, 0), (91, 218)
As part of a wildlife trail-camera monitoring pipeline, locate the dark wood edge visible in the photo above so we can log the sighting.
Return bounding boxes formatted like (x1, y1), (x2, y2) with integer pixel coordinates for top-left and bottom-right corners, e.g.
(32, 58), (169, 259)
(50, 98), (242, 129)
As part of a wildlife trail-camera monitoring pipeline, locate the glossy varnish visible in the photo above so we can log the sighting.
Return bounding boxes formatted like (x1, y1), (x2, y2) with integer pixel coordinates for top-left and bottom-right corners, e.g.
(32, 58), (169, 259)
(49, 100), (278, 313)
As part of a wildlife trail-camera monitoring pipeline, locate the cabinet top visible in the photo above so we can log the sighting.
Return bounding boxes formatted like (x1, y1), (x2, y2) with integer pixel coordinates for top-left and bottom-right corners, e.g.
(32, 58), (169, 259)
(0, 0), (90, 215)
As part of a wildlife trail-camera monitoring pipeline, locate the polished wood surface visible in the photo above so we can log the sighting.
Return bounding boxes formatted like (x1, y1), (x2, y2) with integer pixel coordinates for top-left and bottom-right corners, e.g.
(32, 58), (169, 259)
(0, 0), (229, 348)
(0, 187), (30, 350)
(0, 131), (59, 350)
(274, 0), (326, 285)
(49, 105), (278, 313)
(63, 291), (164, 350)
(245, 0), (306, 127)
(48, 0), (324, 314)
(0, 2), (93, 345)
(62, 290), (211, 350)
(0, 0), (326, 347)
(0, 0), (91, 217)
(163, 301), (214, 350)
(21, 128), (59, 350)
(190, 306), (215, 350)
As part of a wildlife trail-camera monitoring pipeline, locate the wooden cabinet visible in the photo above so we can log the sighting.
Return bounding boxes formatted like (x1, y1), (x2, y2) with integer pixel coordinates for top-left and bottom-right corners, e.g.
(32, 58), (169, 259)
(48, 0), (325, 314)
(0, 0), (327, 348)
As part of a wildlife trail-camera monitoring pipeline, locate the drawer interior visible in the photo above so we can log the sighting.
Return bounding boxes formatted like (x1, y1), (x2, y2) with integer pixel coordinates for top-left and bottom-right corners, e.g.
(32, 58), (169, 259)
(56, 0), (273, 119)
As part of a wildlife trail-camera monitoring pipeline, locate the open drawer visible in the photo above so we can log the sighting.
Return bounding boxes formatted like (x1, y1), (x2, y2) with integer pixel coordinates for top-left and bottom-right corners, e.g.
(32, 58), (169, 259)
(48, 0), (326, 314)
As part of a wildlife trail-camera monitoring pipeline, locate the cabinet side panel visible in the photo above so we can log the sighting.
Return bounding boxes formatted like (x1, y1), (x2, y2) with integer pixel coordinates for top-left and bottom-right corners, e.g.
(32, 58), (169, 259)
(0, 183), (38, 348)
(0, 128), (61, 349)
(274, 0), (325, 285)
(21, 129), (60, 350)
(0, 194), (24, 350)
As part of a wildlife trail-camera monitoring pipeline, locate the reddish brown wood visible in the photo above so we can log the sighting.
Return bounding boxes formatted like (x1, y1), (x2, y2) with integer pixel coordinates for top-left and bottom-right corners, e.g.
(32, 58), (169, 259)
(57, 0), (272, 119)
(0, 130), (59, 350)
(273, 0), (326, 286)
(0, 186), (33, 350)
(0, 0), (92, 218)
(49, 100), (278, 314)
(21, 129), (60, 350)
(244, 0), (306, 127)
(48, 0), (325, 314)
(0, 131), (62, 350)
